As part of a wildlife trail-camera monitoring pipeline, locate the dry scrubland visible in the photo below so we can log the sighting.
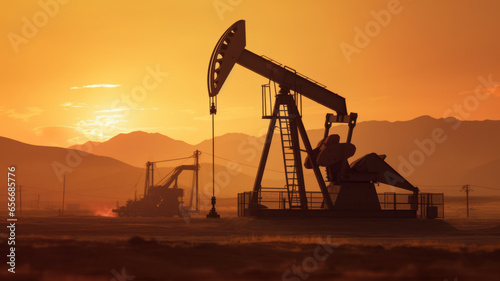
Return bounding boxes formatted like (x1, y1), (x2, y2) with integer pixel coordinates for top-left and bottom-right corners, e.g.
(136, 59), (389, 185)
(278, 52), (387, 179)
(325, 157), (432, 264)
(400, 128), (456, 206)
(1, 197), (499, 281)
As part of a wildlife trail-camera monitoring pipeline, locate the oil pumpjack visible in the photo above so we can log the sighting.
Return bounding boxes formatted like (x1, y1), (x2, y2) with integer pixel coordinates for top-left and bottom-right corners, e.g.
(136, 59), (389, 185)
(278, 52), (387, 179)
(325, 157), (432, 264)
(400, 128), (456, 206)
(208, 20), (443, 218)
(112, 151), (201, 217)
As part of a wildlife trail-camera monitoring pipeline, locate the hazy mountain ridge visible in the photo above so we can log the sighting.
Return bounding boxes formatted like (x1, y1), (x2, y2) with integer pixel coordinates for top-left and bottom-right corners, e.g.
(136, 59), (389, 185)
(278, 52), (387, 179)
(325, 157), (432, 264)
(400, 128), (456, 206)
(69, 131), (194, 166)
(68, 115), (500, 195)
(0, 136), (261, 209)
(1, 116), (499, 208)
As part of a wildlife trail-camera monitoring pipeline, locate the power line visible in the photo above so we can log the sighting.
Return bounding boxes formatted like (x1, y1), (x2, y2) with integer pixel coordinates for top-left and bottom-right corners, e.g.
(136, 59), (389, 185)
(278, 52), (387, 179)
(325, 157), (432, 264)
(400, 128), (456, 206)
(20, 184), (132, 201)
(470, 184), (500, 191)
(199, 150), (285, 174)
(72, 184), (137, 192)
(149, 154), (196, 185)
(132, 167), (144, 193)
(417, 184), (500, 191)
(67, 191), (129, 200)
(152, 155), (193, 163)
(20, 185), (60, 193)
(417, 184), (462, 188)
(23, 184), (135, 193)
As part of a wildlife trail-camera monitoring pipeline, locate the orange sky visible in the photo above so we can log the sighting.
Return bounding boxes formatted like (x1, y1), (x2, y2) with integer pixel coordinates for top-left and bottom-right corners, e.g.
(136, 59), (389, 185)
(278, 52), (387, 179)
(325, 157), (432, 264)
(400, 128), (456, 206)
(1, 0), (500, 147)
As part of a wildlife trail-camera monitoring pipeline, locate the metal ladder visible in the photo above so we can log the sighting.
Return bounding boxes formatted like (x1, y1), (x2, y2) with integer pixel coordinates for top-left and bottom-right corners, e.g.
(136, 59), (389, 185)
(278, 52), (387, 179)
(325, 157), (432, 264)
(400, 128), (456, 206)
(278, 104), (301, 209)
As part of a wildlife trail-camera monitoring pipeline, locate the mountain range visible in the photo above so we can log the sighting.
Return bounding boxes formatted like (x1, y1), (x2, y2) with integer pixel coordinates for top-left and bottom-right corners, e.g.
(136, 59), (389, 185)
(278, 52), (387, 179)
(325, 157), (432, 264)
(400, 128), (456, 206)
(69, 115), (500, 193)
(0, 136), (264, 209)
(1, 116), (499, 211)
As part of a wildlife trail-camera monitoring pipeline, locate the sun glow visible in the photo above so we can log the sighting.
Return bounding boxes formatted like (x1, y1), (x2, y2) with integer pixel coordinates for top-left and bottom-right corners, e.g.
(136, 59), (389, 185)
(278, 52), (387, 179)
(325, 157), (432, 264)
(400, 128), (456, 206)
(93, 207), (116, 217)
(70, 84), (121, 90)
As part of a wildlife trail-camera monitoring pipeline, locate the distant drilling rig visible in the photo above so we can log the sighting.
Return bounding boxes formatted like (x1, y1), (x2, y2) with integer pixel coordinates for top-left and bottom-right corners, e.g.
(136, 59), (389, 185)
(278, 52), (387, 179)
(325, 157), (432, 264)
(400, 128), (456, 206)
(207, 20), (443, 218)
(113, 151), (201, 217)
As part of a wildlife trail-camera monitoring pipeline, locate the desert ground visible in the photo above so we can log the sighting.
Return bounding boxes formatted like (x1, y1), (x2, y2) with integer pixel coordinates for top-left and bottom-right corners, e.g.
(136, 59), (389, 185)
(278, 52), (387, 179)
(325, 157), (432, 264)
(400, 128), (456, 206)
(2, 197), (500, 281)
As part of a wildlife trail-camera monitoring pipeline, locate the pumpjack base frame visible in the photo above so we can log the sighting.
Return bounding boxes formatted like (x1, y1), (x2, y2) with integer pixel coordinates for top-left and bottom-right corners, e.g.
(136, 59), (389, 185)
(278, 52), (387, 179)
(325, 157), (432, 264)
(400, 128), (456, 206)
(237, 192), (444, 219)
(243, 209), (417, 219)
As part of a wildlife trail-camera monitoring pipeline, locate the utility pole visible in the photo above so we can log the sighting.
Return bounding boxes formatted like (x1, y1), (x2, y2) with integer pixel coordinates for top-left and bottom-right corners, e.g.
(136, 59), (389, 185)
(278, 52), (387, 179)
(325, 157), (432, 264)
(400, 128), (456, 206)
(461, 184), (472, 218)
(195, 150), (200, 211)
(62, 175), (66, 216)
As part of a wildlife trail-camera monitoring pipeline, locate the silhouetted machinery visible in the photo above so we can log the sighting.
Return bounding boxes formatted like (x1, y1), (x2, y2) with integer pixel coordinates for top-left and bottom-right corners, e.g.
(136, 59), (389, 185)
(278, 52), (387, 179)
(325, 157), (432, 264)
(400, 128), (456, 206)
(208, 20), (443, 218)
(112, 151), (200, 217)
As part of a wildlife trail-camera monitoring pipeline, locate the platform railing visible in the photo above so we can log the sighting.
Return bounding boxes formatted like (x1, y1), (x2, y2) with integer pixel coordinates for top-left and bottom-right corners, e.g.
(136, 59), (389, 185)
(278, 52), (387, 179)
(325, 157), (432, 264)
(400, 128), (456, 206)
(237, 190), (444, 218)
